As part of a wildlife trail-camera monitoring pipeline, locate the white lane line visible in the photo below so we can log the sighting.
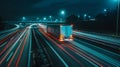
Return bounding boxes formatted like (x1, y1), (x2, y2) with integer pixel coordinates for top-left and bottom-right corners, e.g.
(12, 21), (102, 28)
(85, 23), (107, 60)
(28, 28), (32, 67)
(0, 29), (27, 63)
(71, 41), (120, 67)
(6, 52), (13, 62)
(0, 42), (7, 47)
(37, 30), (69, 67)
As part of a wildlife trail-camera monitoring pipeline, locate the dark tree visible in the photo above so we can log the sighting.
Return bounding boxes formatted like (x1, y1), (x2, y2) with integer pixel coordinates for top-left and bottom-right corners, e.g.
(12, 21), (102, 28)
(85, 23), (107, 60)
(66, 15), (78, 24)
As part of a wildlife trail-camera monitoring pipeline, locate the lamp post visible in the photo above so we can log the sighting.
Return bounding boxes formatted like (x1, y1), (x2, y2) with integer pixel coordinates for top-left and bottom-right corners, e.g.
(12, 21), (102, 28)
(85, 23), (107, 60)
(103, 9), (107, 16)
(22, 17), (26, 21)
(49, 16), (52, 22)
(116, 0), (120, 36)
(43, 17), (47, 22)
(60, 10), (65, 22)
(84, 14), (87, 21)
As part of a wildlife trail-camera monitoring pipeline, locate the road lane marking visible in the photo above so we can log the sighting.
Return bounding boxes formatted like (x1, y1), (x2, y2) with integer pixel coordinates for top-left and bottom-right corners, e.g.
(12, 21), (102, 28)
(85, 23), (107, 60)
(7, 30), (27, 67)
(71, 41), (120, 67)
(6, 52), (13, 62)
(15, 29), (30, 67)
(47, 33), (85, 66)
(0, 29), (27, 64)
(0, 42), (7, 47)
(37, 30), (69, 67)
(28, 28), (32, 67)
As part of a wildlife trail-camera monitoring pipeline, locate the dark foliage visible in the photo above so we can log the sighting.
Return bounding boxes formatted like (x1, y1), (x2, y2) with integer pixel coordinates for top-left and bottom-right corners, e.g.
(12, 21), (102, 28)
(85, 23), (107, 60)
(65, 9), (120, 35)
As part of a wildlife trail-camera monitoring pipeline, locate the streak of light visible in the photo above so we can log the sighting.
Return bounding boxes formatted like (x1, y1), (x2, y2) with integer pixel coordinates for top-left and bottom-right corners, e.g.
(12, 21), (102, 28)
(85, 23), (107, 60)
(70, 41), (120, 66)
(0, 33), (19, 56)
(73, 31), (120, 45)
(74, 38), (120, 59)
(0, 29), (27, 64)
(15, 29), (30, 67)
(7, 30), (27, 67)
(47, 33), (102, 67)
(0, 42), (7, 48)
(6, 52), (13, 62)
(74, 32), (120, 54)
(38, 28), (85, 67)
(37, 29), (69, 67)
(27, 27), (32, 67)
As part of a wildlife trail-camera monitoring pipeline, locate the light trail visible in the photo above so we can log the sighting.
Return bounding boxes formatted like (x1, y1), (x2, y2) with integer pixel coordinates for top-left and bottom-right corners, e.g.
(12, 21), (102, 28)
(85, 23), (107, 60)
(74, 38), (120, 61)
(27, 27), (32, 67)
(7, 29), (27, 67)
(0, 30), (19, 45)
(0, 29), (27, 64)
(15, 28), (29, 67)
(6, 52), (13, 62)
(74, 32), (120, 54)
(74, 31), (120, 45)
(0, 42), (7, 48)
(47, 33), (102, 67)
(70, 41), (120, 66)
(37, 29), (69, 67)
(0, 31), (20, 56)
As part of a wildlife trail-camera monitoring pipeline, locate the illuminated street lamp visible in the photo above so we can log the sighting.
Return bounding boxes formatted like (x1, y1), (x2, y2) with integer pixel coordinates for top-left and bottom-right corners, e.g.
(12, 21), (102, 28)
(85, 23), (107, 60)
(88, 16), (91, 20)
(103, 9), (107, 16)
(84, 14), (87, 17)
(60, 10), (66, 22)
(49, 16), (52, 18)
(22, 16), (26, 21)
(104, 9), (107, 12)
(61, 10), (65, 15)
(84, 14), (87, 20)
(43, 17), (47, 22)
(43, 17), (46, 20)
(88, 16), (91, 18)
(49, 16), (52, 22)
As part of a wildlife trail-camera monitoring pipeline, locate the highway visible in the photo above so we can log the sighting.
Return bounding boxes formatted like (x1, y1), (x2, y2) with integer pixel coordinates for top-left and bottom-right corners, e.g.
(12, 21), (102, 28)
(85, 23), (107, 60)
(0, 24), (120, 67)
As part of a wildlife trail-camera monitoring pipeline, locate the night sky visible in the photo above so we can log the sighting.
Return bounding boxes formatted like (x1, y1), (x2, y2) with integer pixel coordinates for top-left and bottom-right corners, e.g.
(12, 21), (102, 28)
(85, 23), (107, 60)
(0, 0), (117, 20)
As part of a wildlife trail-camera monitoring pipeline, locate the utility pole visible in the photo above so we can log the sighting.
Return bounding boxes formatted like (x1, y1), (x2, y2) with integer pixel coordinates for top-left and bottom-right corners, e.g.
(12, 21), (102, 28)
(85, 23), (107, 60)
(116, 0), (120, 36)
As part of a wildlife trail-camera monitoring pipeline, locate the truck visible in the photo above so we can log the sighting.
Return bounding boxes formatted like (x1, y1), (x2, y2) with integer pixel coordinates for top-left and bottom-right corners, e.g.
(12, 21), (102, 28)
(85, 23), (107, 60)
(47, 24), (73, 41)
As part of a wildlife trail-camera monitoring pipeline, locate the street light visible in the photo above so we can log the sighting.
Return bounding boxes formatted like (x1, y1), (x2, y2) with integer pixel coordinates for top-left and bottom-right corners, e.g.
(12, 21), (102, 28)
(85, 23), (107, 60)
(49, 16), (52, 18)
(61, 10), (65, 15)
(84, 14), (87, 17)
(43, 17), (47, 22)
(49, 16), (52, 22)
(22, 17), (26, 21)
(84, 14), (87, 20)
(104, 9), (107, 12)
(88, 16), (91, 18)
(103, 9), (107, 16)
(60, 10), (66, 22)
(44, 17), (46, 20)
(116, 0), (120, 36)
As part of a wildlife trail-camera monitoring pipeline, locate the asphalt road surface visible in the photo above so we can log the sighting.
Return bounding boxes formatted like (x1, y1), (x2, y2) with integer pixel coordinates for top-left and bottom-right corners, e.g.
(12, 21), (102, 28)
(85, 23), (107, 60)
(0, 24), (120, 67)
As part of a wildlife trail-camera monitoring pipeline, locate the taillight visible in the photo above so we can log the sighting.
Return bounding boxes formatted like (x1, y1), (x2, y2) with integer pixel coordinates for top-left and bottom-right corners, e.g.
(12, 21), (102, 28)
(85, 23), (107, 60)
(59, 34), (64, 41)
(70, 35), (73, 39)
